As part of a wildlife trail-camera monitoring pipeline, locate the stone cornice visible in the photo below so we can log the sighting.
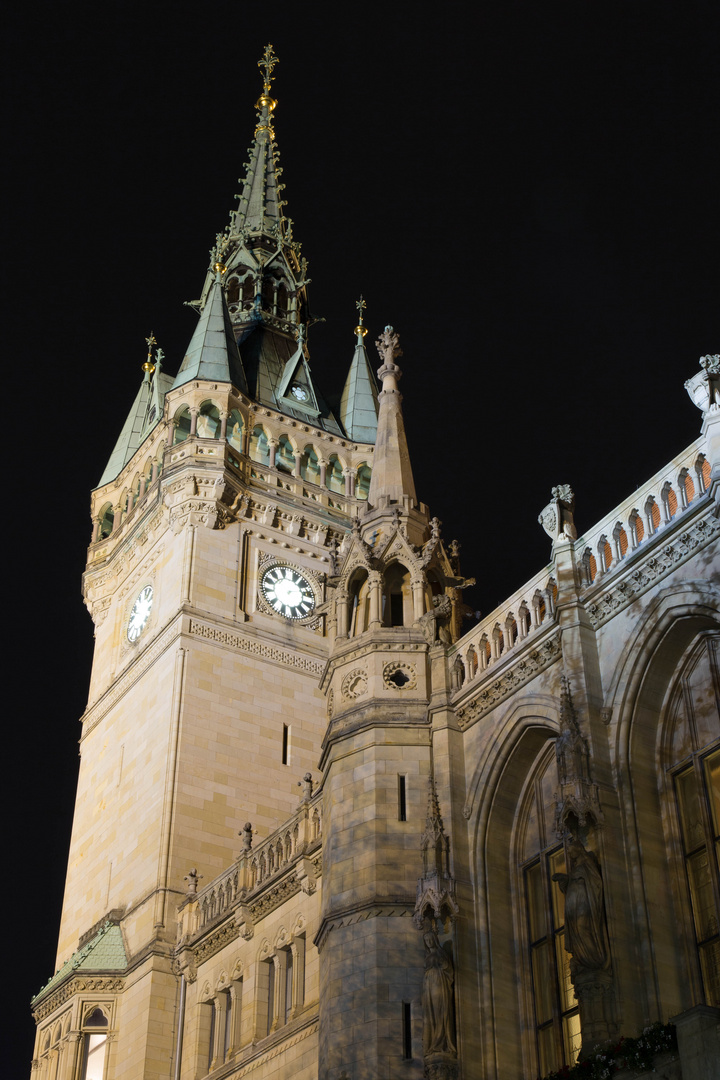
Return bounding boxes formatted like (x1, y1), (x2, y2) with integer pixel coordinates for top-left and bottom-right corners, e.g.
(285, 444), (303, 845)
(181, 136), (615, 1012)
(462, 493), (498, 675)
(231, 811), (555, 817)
(454, 628), (562, 730)
(581, 505), (719, 629)
(314, 896), (416, 952)
(188, 617), (326, 677)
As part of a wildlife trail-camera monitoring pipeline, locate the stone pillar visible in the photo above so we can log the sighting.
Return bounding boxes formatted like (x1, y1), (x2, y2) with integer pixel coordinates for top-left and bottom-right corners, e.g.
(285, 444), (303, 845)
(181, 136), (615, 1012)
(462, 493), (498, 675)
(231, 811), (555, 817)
(268, 439), (278, 469)
(219, 412), (228, 441)
(412, 579), (425, 622)
(151, 460), (159, 483)
(344, 468), (355, 497)
(138, 475), (147, 501)
(671, 1004), (720, 1080)
(369, 572), (383, 627)
(189, 407), (199, 436)
(91, 518), (100, 543)
(319, 459), (328, 488)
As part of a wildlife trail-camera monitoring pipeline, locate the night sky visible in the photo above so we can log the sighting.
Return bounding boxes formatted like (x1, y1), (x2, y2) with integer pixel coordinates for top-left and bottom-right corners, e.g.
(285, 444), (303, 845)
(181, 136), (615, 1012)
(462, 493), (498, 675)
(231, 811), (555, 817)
(6, 2), (718, 1071)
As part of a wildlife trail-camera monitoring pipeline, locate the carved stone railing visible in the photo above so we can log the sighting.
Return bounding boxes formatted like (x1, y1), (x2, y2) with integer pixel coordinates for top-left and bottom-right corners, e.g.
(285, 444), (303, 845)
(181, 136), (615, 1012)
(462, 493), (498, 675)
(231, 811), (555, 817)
(178, 792), (322, 943)
(449, 562), (558, 691)
(572, 437), (710, 590)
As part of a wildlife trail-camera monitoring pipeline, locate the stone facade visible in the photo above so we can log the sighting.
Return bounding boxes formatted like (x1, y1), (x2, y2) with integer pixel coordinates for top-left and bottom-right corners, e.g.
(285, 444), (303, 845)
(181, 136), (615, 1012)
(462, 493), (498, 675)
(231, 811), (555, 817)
(31, 50), (719, 1080)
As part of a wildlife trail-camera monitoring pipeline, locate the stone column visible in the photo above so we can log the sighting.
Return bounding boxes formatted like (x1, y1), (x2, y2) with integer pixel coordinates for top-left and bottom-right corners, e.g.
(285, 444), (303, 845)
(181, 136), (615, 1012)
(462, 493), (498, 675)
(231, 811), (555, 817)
(268, 439), (278, 469)
(369, 572), (383, 627)
(189, 407), (199, 436)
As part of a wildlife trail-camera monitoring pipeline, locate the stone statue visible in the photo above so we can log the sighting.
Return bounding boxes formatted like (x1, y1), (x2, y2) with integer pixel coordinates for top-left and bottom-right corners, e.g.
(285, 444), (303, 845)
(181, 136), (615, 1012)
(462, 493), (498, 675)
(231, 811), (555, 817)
(184, 868), (202, 895)
(418, 594), (452, 645)
(422, 927), (456, 1055)
(239, 822), (253, 852)
(298, 772), (314, 801)
(375, 325), (403, 366)
(552, 836), (610, 974)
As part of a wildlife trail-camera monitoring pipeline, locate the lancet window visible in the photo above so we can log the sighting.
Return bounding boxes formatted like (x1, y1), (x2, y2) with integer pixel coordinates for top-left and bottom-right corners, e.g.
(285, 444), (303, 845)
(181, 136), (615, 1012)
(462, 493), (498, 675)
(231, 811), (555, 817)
(666, 634), (720, 1007)
(520, 747), (581, 1075)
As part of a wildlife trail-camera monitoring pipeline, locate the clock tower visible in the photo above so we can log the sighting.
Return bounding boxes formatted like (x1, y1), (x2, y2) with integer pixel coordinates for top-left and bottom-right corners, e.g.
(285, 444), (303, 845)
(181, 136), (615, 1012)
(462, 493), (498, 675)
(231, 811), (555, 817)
(34, 45), (392, 1077)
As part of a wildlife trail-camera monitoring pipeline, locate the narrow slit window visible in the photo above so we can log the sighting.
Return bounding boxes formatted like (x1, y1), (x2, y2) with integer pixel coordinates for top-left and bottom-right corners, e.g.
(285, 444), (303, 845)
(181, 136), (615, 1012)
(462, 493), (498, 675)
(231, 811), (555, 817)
(282, 723), (290, 766)
(398, 775), (407, 821)
(402, 1001), (412, 1059)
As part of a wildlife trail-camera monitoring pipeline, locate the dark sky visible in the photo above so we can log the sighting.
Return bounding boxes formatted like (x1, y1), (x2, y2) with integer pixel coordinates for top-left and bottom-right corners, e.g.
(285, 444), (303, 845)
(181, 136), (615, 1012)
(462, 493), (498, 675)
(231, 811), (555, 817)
(6, 1), (718, 1071)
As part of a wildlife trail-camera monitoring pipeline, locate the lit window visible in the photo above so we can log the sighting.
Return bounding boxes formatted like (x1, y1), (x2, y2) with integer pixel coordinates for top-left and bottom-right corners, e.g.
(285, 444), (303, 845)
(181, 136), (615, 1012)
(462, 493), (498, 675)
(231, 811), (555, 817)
(521, 751), (580, 1075)
(80, 1008), (109, 1080)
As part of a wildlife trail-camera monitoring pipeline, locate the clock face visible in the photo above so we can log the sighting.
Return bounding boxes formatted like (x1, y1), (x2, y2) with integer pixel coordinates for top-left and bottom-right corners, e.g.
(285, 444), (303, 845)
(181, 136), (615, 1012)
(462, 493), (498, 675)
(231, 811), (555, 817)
(261, 565), (315, 619)
(127, 585), (153, 642)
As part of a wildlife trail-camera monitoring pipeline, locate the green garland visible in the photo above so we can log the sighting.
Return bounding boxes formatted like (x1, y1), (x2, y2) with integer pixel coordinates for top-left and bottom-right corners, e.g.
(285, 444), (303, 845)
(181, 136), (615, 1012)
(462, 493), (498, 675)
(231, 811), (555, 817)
(537, 1022), (677, 1080)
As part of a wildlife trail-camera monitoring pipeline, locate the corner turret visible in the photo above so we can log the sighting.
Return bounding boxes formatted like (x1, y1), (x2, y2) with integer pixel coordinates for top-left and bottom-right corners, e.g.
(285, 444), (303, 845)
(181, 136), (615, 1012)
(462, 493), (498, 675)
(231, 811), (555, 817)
(338, 298), (379, 442)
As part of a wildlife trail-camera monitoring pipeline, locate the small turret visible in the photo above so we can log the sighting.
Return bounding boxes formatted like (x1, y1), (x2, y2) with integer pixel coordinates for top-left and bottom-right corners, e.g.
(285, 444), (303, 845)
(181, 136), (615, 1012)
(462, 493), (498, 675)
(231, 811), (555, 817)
(338, 297), (379, 442)
(367, 325), (417, 507)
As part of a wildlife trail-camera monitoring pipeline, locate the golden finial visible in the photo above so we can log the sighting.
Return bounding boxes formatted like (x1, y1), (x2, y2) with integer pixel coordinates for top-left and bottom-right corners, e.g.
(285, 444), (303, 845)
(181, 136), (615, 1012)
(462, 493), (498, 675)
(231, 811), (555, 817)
(256, 44), (279, 133)
(354, 296), (368, 338)
(143, 332), (157, 376)
(258, 44), (279, 96)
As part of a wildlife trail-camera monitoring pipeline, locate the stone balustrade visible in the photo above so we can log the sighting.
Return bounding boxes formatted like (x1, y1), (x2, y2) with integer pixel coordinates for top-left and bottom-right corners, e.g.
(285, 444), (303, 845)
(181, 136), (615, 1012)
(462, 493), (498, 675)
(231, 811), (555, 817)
(179, 791), (322, 941)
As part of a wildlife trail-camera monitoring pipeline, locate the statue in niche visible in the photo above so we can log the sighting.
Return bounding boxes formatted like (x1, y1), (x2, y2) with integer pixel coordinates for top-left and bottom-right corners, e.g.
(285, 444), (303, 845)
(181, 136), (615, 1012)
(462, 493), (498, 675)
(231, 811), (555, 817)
(552, 835), (610, 974)
(418, 594), (452, 646)
(422, 924), (456, 1055)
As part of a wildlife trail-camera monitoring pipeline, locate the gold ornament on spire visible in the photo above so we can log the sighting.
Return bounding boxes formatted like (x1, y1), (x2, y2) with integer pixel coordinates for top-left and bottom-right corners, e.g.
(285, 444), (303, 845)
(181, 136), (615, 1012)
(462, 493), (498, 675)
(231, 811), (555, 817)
(143, 332), (157, 376)
(255, 44), (278, 138)
(354, 296), (368, 337)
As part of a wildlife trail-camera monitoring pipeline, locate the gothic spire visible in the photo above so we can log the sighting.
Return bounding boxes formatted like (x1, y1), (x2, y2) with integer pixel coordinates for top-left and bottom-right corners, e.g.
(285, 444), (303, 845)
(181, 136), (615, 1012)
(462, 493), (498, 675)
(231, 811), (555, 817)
(230, 44), (286, 238)
(339, 298), (379, 443)
(367, 326), (417, 506)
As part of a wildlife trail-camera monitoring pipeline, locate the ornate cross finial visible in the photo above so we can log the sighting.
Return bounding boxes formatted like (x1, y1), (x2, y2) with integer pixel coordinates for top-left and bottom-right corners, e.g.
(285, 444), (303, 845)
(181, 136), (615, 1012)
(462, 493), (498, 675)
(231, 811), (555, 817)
(354, 295), (368, 338)
(258, 43), (279, 95)
(143, 332), (157, 378)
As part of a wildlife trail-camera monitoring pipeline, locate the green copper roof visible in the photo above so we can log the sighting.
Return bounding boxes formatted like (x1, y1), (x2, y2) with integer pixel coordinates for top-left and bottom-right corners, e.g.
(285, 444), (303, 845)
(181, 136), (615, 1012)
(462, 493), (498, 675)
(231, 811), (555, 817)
(339, 332), (379, 442)
(97, 369), (174, 487)
(32, 921), (127, 1005)
(173, 273), (248, 392)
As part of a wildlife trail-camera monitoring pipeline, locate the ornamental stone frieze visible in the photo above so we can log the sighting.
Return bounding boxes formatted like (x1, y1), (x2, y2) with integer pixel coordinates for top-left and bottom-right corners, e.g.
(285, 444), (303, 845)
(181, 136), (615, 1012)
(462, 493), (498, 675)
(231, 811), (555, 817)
(583, 513), (719, 629)
(455, 630), (562, 730)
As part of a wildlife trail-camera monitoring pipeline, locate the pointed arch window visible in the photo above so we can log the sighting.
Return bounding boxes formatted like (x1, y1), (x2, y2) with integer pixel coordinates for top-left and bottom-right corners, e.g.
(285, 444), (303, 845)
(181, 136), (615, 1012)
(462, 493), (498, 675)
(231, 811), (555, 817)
(276, 435), (295, 474)
(227, 409), (244, 453)
(667, 633), (720, 1007)
(79, 1007), (109, 1080)
(173, 406), (192, 445)
(520, 748), (580, 1075)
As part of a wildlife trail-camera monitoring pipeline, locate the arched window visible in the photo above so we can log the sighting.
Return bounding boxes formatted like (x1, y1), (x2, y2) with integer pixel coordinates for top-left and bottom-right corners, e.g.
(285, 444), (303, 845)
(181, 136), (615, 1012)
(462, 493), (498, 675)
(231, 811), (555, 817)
(467, 646), (478, 677)
(629, 509), (644, 548)
(356, 464), (372, 501)
(666, 635), (720, 1007)
(276, 435), (295, 474)
(348, 569), (371, 636)
(326, 454), (345, 494)
(249, 425), (270, 465)
(520, 747), (581, 1074)
(197, 401), (220, 439)
(173, 406), (192, 445)
(383, 563), (411, 627)
(80, 1007), (109, 1080)
(227, 409), (244, 453)
(299, 445), (320, 485)
(98, 504), (114, 540)
(226, 276), (240, 304)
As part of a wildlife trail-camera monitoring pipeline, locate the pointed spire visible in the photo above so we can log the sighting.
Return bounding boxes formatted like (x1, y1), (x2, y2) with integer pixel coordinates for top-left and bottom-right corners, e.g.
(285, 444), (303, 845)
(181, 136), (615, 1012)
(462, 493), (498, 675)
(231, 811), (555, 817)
(98, 336), (173, 486)
(339, 297), (379, 442)
(367, 326), (417, 506)
(231, 44), (286, 238)
(173, 267), (248, 391)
